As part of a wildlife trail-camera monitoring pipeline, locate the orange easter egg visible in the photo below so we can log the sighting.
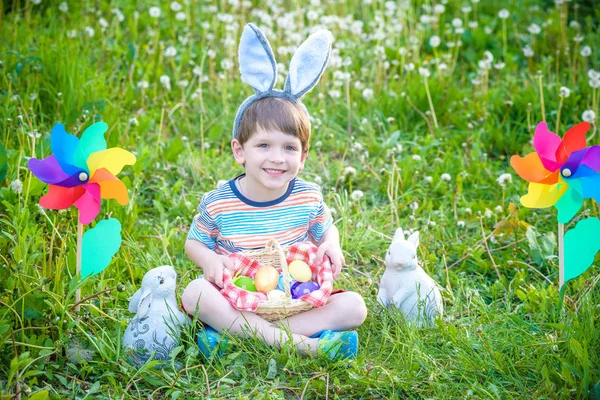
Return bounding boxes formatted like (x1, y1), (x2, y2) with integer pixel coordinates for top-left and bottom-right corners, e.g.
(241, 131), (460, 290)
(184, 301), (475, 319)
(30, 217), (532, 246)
(255, 265), (279, 294)
(288, 260), (312, 282)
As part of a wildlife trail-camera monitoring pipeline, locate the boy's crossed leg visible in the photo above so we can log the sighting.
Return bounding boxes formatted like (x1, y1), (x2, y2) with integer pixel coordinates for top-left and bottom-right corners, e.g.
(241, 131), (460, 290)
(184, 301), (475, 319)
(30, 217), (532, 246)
(181, 278), (367, 356)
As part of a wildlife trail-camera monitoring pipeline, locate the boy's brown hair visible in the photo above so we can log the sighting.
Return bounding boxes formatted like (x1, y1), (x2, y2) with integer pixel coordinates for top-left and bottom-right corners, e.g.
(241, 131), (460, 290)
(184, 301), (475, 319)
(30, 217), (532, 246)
(236, 97), (311, 152)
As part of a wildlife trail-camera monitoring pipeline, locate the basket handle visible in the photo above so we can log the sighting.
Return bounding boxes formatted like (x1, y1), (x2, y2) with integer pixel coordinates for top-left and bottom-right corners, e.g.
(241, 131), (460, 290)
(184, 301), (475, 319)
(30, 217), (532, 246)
(264, 238), (292, 298)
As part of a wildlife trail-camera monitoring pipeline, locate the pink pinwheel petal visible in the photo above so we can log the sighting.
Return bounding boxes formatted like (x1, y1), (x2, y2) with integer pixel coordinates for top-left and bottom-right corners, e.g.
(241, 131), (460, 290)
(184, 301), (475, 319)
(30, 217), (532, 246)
(28, 155), (69, 185)
(533, 122), (562, 172)
(555, 122), (589, 163)
(74, 183), (101, 225)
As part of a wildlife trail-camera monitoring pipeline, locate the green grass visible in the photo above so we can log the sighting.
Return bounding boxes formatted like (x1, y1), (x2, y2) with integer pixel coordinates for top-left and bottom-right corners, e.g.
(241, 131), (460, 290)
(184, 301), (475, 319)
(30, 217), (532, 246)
(1, 0), (599, 398)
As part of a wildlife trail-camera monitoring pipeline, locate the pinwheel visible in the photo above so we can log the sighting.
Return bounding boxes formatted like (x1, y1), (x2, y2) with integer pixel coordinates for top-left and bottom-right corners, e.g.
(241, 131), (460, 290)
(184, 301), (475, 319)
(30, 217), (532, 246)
(510, 121), (600, 288)
(510, 121), (600, 224)
(28, 122), (136, 224)
(28, 122), (136, 309)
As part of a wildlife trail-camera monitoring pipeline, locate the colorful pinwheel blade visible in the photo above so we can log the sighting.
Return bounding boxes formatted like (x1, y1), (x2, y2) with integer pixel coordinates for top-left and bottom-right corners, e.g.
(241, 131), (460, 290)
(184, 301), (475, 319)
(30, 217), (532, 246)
(86, 148), (136, 177)
(555, 122), (589, 163)
(74, 183), (101, 225)
(81, 218), (122, 279)
(555, 184), (584, 224)
(509, 152), (557, 183)
(51, 124), (84, 175)
(520, 182), (567, 208)
(90, 168), (129, 205)
(40, 185), (85, 209)
(74, 122), (108, 169)
(533, 122), (562, 172)
(581, 146), (600, 171)
(564, 217), (600, 283)
(28, 155), (69, 185)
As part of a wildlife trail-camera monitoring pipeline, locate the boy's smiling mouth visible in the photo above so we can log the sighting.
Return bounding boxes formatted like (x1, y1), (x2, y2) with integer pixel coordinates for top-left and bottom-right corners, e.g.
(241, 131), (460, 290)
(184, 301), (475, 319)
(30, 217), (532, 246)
(263, 168), (286, 175)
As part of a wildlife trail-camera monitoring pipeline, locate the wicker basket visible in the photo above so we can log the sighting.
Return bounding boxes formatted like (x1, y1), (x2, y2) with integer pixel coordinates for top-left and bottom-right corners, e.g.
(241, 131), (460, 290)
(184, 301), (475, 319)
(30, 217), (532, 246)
(242, 238), (313, 322)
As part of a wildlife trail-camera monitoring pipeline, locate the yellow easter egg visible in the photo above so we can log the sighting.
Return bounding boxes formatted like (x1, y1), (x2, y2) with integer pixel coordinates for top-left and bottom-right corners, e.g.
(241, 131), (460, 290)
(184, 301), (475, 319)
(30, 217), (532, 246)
(288, 260), (312, 282)
(254, 265), (279, 294)
(267, 289), (286, 302)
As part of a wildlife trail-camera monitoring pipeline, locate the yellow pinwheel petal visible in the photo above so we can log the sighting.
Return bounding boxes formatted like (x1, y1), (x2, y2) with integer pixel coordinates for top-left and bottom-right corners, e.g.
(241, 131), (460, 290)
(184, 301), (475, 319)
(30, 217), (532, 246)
(87, 148), (136, 177)
(520, 181), (568, 208)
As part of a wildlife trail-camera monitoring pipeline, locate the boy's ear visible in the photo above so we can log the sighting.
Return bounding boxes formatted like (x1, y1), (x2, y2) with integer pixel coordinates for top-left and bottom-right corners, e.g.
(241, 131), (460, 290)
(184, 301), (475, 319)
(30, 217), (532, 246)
(299, 151), (309, 170)
(231, 139), (245, 165)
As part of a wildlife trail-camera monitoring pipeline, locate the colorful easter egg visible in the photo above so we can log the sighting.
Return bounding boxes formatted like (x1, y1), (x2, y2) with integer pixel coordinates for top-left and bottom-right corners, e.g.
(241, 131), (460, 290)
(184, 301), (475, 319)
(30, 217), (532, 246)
(233, 276), (256, 292)
(267, 289), (287, 302)
(276, 274), (288, 292)
(291, 281), (320, 299)
(288, 260), (312, 282)
(254, 265), (279, 294)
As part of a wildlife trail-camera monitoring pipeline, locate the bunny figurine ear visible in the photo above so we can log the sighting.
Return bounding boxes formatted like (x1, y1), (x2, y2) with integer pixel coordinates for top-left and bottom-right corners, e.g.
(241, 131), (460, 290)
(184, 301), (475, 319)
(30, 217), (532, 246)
(284, 29), (333, 98)
(238, 23), (277, 94)
(393, 227), (405, 242)
(136, 288), (153, 319)
(407, 231), (420, 249)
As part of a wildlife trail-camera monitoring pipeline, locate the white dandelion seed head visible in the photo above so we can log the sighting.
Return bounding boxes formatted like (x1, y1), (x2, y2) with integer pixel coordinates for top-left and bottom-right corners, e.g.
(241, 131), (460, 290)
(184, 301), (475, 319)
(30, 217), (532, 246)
(496, 173), (512, 186)
(580, 45), (591, 57)
(441, 173), (451, 182)
(498, 9), (509, 19)
(351, 190), (364, 202)
(410, 201), (419, 211)
(582, 110), (596, 123)
(149, 6), (161, 18)
(528, 23), (541, 35)
(429, 35), (441, 48)
(164, 46), (177, 57)
(559, 86), (571, 97)
(10, 179), (23, 193)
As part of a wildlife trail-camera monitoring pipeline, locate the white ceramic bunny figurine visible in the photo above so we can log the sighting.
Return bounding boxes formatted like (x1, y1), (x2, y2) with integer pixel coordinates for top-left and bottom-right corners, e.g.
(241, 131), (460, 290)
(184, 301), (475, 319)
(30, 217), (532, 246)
(377, 227), (443, 326)
(123, 266), (188, 365)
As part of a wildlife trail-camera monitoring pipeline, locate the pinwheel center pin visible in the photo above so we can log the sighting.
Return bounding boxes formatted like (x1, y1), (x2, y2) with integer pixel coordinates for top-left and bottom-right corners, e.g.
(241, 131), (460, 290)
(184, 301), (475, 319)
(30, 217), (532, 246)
(561, 168), (571, 178)
(79, 172), (88, 181)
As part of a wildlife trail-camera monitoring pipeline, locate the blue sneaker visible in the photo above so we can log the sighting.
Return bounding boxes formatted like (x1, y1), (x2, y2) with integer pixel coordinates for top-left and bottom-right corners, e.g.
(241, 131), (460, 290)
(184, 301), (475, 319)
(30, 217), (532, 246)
(197, 326), (232, 358)
(315, 330), (358, 361)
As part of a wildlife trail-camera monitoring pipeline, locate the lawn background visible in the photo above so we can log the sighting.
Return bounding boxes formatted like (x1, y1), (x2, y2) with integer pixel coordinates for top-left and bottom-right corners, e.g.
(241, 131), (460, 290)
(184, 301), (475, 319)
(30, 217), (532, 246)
(0, 0), (599, 398)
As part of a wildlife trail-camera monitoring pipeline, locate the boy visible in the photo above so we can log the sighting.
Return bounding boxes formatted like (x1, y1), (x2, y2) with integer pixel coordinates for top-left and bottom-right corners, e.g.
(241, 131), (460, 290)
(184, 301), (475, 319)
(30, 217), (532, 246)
(181, 24), (367, 360)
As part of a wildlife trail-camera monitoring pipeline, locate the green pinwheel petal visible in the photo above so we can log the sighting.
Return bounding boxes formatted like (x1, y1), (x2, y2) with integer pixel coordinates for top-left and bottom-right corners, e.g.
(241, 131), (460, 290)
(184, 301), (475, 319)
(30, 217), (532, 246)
(564, 217), (600, 283)
(81, 218), (122, 279)
(555, 181), (583, 224)
(73, 122), (108, 170)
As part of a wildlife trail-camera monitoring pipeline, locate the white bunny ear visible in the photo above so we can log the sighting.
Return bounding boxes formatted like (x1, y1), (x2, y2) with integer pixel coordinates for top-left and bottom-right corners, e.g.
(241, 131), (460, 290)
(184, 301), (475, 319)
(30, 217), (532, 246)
(238, 23), (277, 93)
(284, 29), (333, 98)
(135, 288), (153, 319)
(393, 227), (405, 242)
(128, 288), (142, 313)
(407, 231), (420, 249)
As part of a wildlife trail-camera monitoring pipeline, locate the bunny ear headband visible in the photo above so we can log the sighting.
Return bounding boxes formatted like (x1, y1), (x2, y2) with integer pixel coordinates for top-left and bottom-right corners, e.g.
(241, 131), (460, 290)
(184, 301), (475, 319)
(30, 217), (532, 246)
(232, 23), (334, 139)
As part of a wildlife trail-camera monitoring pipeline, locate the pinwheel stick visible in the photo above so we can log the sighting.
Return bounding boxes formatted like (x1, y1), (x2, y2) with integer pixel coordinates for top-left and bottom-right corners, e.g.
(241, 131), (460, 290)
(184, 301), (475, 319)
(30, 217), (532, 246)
(76, 220), (83, 312)
(558, 222), (565, 288)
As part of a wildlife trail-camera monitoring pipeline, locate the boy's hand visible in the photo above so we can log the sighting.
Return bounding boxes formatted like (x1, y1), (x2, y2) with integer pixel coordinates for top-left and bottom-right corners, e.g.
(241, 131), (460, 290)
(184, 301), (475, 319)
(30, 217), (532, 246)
(203, 254), (234, 288)
(315, 242), (345, 278)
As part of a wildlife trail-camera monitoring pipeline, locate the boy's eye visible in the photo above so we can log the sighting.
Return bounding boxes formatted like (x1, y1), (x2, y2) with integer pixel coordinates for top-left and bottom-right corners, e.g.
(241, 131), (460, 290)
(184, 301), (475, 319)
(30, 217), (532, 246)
(285, 145), (297, 151)
(257, 143), (268, 148)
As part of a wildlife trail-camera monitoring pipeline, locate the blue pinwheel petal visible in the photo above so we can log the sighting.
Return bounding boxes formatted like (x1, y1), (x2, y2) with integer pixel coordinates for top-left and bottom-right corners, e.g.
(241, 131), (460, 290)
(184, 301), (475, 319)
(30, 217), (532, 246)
(74, 122), (108, 170)
(579, 172), (600, 203)
(51, 124), (83, 175)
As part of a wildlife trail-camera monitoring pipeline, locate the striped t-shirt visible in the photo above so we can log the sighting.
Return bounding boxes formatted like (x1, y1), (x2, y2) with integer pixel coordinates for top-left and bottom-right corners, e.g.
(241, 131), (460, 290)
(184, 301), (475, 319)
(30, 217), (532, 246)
(187, 175), (332, 254)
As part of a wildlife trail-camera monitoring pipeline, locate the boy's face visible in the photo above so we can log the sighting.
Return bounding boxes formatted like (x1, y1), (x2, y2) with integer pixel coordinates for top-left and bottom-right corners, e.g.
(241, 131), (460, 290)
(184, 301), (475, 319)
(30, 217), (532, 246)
(231, 126), (308, 198)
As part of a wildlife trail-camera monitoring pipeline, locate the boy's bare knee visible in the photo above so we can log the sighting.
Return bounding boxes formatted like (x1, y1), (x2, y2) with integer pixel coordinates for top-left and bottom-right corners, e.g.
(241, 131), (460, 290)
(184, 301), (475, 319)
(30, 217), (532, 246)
(341, 292), (368, 327)
(182, 278), (213, 316)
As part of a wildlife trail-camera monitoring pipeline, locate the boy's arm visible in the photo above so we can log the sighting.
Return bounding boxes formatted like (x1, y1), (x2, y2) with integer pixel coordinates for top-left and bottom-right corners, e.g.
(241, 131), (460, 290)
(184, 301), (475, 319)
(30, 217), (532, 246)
(185, 239), (233, 288)
(314, 225), (345, 278)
